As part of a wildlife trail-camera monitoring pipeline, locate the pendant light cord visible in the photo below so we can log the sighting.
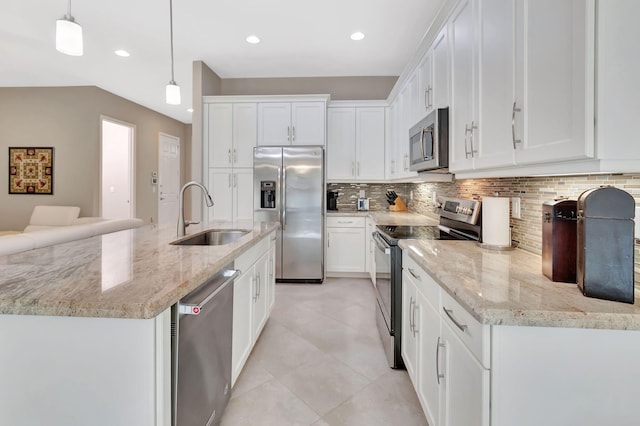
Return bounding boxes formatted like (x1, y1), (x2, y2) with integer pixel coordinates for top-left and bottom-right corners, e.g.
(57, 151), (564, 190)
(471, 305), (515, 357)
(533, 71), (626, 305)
(169, 0), (176, 83)
(66, 0), (73, 20)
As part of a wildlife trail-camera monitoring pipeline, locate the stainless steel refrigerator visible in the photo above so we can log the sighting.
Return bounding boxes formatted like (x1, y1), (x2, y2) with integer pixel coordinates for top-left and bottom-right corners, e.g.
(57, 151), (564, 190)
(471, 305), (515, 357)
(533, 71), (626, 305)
(254, 146), (324, 283)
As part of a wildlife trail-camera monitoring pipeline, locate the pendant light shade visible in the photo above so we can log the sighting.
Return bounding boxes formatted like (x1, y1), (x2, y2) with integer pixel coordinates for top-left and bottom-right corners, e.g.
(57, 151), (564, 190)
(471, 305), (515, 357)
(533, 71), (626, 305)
(166, 0), (181, 105)
(56, 1), (83, 56)
(166, 81), (181, 105)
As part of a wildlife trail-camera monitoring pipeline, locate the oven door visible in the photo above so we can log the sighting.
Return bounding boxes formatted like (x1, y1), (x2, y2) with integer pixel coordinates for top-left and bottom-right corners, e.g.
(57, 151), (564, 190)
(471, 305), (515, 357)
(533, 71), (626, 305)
(373, 232), (392, 326)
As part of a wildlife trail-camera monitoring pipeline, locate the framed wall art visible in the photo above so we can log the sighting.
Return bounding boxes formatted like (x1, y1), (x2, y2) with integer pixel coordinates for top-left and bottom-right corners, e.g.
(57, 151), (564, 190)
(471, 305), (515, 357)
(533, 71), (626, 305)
(8, 147), (54, 195)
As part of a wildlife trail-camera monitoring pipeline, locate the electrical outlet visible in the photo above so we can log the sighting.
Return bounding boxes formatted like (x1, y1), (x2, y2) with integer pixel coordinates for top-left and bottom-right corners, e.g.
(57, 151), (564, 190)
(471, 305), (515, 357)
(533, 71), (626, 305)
(359, 190), (365, 198)
(511, 197), (521, 219)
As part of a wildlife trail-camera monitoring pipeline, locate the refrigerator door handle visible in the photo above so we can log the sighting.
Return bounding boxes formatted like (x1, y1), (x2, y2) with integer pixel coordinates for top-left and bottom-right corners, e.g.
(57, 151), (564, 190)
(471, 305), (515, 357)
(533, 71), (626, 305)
(281, 166), (286, 230)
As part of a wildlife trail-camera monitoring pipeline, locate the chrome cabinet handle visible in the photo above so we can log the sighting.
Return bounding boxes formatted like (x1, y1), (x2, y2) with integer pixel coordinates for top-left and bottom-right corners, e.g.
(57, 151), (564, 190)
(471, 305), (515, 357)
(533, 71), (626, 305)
(233, 173), (237, 188)
(412, 303), (419, 336)
(409, 297), (415, 332)
(282, 166), (286, 230)
(327, 233), (330, 247)
(228, 174), (232, 188)
(257, 273), (261, 298)
(233, 148), (237, 163)
(470, 121), (478, 157)
(287, 126), (291, 142)
(292, 126), (295, 142)
(464, 124), (471, 159)
(351, 162), (355, 177)
(227, 148), (232, 164)
(428, 87), (433, 108)
(357, 162), (360, 176)
(512, 102), (522, 149)
(407, 267), (421, 281)
(425, 88), (429, 111)
(443, 307), (468, 332)
(436, 336), (445, 384)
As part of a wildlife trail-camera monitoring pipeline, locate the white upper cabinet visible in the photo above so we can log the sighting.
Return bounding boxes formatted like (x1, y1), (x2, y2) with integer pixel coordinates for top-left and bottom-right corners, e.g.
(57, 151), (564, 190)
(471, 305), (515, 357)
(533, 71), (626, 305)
(327, 105), (385, 181)
(418, 51), (434, 119)
(258, 101), (326, 146)
(432, 28), (450, 109)
(513, 0), (594, 165)
(207, 103), (257, 168)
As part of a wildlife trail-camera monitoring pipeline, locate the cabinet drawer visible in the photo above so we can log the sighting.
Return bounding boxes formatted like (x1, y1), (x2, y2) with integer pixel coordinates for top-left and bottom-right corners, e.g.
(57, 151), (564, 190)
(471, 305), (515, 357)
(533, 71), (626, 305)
(403, 252), (440, 310)
(441, 290), (490, 368)
(326, 216), (365, 228)
(235, 236), (269, 274)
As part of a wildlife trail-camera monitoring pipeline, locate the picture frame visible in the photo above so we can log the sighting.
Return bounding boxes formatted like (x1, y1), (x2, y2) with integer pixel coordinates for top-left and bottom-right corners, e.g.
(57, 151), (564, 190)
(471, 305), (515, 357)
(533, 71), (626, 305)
(8, 147), (54, 195)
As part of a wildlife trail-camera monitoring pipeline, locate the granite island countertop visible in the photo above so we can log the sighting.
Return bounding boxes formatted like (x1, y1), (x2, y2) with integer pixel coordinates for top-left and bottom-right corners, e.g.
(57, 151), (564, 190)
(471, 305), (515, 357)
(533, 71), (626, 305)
(400, 239), (640, 330)
(0, 221), (279, 319)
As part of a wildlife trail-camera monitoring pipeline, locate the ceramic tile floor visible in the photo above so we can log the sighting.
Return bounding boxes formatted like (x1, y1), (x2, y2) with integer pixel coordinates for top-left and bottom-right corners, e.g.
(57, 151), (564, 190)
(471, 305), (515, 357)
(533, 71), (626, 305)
(220, 277), (428, 426)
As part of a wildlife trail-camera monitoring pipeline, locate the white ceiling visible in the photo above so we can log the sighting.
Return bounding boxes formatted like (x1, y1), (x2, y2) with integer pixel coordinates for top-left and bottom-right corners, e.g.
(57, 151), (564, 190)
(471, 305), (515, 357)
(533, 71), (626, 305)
(1, 0), (445, 124)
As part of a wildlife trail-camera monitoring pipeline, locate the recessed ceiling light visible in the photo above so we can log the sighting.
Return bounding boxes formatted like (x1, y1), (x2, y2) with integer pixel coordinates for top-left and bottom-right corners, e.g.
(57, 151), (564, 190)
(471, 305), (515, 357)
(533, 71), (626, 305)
(246, 35), (261, 44)
(350, 32), (365, 41)
(114, 49), (130, 57)
(187, 108), (194, 113)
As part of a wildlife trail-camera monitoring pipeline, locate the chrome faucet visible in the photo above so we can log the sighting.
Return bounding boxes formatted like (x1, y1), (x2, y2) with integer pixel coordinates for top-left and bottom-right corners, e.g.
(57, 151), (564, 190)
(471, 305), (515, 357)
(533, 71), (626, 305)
(177, 181), (214, 237)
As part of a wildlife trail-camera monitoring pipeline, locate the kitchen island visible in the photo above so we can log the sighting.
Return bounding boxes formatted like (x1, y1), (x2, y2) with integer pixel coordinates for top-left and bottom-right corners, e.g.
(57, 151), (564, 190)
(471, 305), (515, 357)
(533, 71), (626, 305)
(400, 239), (640, 426)
(0, 222), (278, 426)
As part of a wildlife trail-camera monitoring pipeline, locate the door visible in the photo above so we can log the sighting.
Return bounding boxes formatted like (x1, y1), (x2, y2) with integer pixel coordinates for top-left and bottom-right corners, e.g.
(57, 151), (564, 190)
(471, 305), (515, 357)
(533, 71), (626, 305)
(291, 102), (326, 146)
(208, 169), (233, 222)
(326, 227), (366, 273)
(101, 118), (134, 219)
(356, 108), (385, 180)
(232, 103), (257, 167)
(253, 147), (283, 277)
(257, 103), (291, 145)
(327, 107), (356, 180)
(514, 0), (594, 164)
(281, 147), (324, 281)
(158, 132), (180, 225)
(449, 0), (476, 172)
(208, 104), (233, 168)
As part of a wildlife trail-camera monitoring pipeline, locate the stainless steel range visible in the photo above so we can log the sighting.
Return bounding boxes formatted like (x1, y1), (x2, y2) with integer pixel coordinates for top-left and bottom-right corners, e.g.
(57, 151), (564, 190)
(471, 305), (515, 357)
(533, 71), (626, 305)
(372, 197), (482, 368)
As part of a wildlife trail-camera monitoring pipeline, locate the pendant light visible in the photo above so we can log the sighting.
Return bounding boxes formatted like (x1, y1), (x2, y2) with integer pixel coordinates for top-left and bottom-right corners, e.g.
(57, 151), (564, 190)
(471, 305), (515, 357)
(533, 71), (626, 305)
(165, 0), (181, 105)
(56, 0), (83, 56)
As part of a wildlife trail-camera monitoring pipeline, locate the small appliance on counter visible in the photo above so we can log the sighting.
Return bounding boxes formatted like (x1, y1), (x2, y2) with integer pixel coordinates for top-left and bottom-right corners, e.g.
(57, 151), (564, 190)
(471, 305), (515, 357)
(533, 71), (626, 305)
(542, 198), (577, 283)
(357, 197), (369, 211)
(577, 186), (635, 304)
(327, 190), (339, 211)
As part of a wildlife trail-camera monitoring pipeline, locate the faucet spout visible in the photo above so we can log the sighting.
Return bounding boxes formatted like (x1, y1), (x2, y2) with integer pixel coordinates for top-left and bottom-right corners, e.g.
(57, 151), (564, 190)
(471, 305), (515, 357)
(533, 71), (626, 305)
(177, 181), (214, 237)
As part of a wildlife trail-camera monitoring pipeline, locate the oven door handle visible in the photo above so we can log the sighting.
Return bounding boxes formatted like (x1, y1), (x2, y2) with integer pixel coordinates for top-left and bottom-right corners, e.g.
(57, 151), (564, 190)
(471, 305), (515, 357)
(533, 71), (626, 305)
(373, 232), (391, 255)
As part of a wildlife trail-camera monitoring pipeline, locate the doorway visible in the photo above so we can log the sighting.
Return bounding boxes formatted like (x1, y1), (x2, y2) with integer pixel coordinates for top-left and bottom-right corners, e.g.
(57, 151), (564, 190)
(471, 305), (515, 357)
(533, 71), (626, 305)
(158, 132), (181, 226)
(101, 117), (135, 219)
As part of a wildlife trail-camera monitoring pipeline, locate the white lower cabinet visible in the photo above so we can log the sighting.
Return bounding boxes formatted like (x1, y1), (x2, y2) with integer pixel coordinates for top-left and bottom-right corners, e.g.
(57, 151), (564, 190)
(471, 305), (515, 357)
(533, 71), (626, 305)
(402, 251), (489, 426)
(326, 217), (366, 274)
(232, 233), (275, 386)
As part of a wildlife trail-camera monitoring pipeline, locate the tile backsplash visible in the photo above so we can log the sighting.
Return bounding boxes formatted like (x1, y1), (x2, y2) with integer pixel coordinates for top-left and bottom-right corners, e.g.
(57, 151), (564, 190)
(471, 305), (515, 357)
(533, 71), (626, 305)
(328, 173), (640, 285)
(408, 173), (640, 285)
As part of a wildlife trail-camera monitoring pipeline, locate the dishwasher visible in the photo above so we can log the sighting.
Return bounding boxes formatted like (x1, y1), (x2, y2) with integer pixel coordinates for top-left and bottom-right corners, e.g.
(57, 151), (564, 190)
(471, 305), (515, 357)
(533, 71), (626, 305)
(171, 264), (240, 426)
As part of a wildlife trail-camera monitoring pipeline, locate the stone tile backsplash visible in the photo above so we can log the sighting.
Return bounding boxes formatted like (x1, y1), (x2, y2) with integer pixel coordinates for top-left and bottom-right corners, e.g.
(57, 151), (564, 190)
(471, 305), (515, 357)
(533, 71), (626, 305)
(407, 173), (640, 285)
(327, 183), (411, 212)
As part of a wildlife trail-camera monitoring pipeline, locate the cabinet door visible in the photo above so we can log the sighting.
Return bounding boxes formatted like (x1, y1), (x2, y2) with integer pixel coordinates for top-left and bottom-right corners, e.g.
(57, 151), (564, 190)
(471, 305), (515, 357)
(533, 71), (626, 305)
(233, 103), (257, 168)
(441, 320), (490, 426)
(258, 103), (292, 145)
(208, 169), (233, 222)
(291, 102), (326, 146)
(417, 290), (441, 426)
(398, 86), (417, 178)
(355, 108), (386, 180)
(407, 71), (420, 127)
(232, 268), (254, 385)
(449, 0), (476, 172)
(401, 273), (419, 384)
(432, 27), (450, 109)
(327, 108), (356, 180)
(386, 100), (398, 178)
(514, 0), (594, 164)
(474, 0), (516, 169)
(326, 227), (366, 273)
(267, 244), (276, 311)
(418, 50), (434, 118)
(233, 169), (254, 223)
(252, 252), (270, 339)
(208, 104), (233, 168)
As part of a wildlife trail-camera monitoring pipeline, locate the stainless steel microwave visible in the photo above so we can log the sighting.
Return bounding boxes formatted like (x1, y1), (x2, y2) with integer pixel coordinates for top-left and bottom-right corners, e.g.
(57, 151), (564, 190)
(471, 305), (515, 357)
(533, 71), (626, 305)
(409, 107), (449, 172)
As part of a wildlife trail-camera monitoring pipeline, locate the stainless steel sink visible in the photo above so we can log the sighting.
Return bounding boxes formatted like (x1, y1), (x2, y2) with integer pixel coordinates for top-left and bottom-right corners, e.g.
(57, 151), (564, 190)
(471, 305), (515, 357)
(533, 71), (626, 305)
(171, 229), (250, 246)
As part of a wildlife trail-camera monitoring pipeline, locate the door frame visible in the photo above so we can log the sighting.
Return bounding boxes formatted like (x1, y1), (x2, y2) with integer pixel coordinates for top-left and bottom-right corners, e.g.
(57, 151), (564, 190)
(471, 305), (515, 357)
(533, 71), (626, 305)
(157, 132), (181, 225)
(100, 116), (136, 219)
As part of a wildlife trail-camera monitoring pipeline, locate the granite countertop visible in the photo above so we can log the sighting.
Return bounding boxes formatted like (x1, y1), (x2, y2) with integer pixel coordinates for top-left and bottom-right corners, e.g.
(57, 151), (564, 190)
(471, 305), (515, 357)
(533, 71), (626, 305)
(0, 221), (279, 319)
(400, 239), (640, 330)
(327, 210), (437, 226)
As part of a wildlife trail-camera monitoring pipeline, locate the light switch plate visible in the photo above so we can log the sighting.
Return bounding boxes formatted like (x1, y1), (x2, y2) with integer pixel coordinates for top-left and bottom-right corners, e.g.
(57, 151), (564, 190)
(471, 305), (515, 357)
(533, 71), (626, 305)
(511, 197), (521, 219)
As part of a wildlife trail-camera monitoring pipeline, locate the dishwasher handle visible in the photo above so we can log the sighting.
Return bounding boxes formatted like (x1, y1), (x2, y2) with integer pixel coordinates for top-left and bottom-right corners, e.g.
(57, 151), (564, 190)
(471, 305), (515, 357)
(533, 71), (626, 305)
(178, 269), (241, 315)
